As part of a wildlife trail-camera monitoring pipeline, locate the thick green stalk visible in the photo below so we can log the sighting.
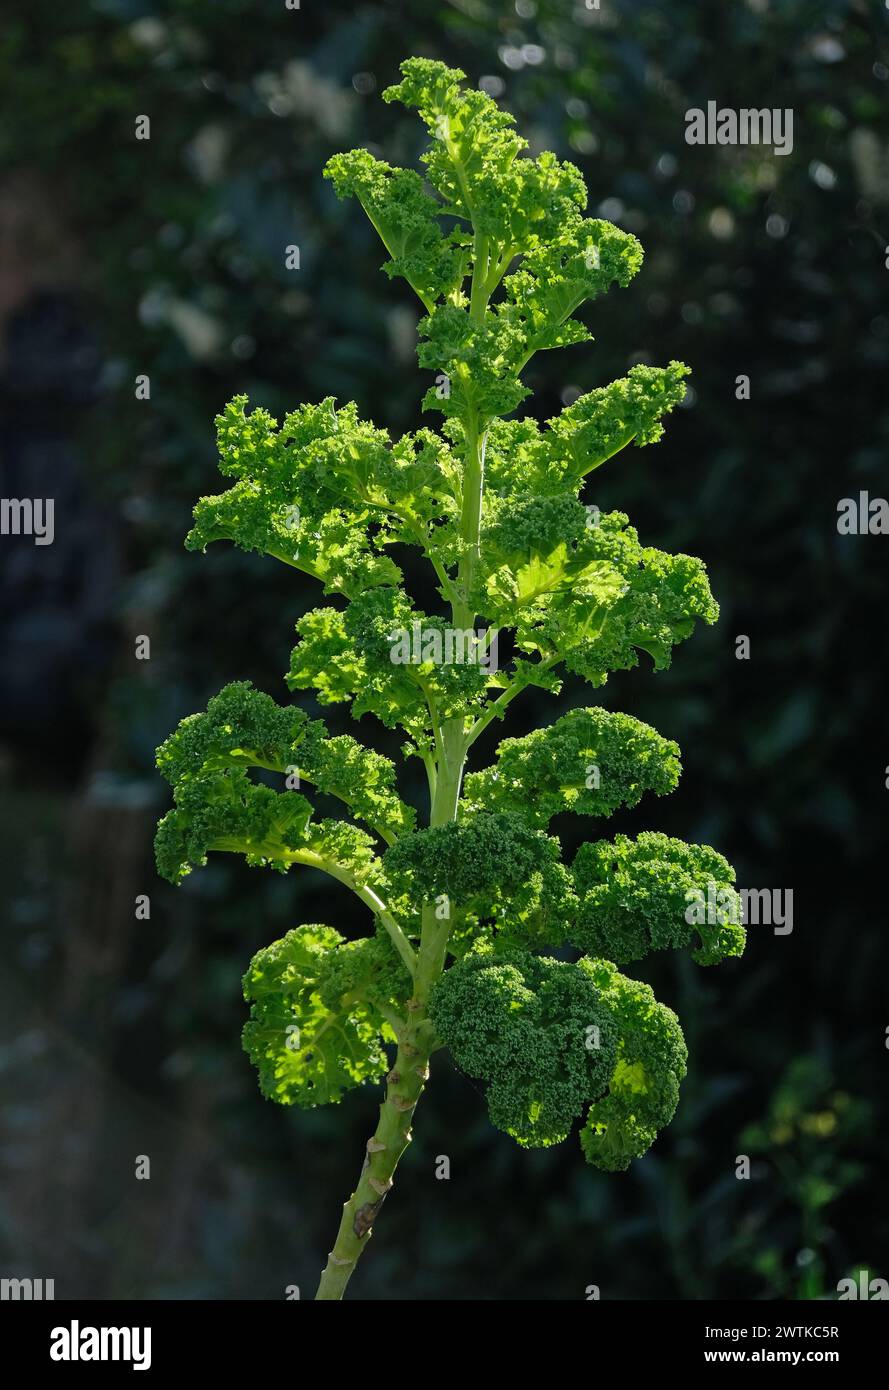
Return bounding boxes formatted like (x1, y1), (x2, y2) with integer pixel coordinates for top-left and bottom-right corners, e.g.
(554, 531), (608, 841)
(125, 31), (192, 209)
(314, 734), (467, 1300)
(455, 235), (491, 629)
(314, 1005), (436, 1300)
(457, 420), (486, 627)
(314, 230), (492, 1301)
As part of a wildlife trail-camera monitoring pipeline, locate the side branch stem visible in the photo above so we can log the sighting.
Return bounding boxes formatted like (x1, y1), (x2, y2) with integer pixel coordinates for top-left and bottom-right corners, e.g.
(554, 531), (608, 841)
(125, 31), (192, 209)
(289, 850), (417, 978)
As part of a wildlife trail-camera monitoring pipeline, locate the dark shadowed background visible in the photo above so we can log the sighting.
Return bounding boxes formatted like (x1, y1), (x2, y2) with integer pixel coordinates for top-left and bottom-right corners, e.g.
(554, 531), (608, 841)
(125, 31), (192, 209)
(1, 0), (888, 1301)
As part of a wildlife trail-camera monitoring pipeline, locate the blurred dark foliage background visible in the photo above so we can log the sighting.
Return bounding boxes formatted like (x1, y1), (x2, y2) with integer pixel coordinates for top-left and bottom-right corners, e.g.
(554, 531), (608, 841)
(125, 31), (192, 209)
(1, 0), (888, 1301)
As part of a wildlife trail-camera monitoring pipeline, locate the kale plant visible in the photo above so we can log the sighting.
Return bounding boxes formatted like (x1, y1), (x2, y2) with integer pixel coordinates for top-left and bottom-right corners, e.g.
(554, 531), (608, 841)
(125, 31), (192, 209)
(155, 59), (744, 1299)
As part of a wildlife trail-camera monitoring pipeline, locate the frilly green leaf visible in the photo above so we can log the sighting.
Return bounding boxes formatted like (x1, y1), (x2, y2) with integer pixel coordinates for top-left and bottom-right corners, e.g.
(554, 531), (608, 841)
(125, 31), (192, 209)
(578, 957), (687, 1171)
(156, 680), (415, 843)
(324, 149), (465, 308)
(463, 706), (681, 828)
(573, 831), (745, 966)
(242, 924), (411, 1106)
(429, 948), (618, 1147)
(429, 947), (687, 1166)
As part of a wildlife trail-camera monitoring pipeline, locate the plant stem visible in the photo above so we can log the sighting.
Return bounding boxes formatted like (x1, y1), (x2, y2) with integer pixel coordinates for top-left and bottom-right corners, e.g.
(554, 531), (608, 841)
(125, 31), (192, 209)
(314, 748), (465, 1300)
(457, 420), (486, 627)
(314, 227), (492, 1301)
(465, 654), (559, 748)
(287, 849), (417, 979)
(314, 1004), (436, 1300)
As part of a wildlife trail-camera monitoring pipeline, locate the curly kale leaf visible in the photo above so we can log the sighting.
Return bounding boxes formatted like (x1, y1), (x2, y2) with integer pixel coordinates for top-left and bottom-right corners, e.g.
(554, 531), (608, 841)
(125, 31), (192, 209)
(286, 588), (492, 736)
(429, 949), (618, 1147)
(155, 768), (313, 884)
(542, 360), (690, 485)
(383, 811), (576, 955)
(417, 304), (531, 425)
(187, 397), (397, 595)
(573, 831), (746, 966)
(487, 510), (718, 686)
(481, 493), (589, 566)
(430, 949), (687, 1167)
(479, 362), (690, 501)
(385, 809), (558, 904)
(463, 706), (681, 828)
(499, 218), (643, 356)
(324, 149), (465, 308)
(156, 679), (313, 785)
(242, 924), (410, 1106)
(187, 397), (463, 595)
(156, 680), (414, 843)
(384, 60), (586, 254)
(154, 764), (382, 887)
(578, 957), (688, 1171)
(308, 735), (416, 842)
(415, 246), (653, 430)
